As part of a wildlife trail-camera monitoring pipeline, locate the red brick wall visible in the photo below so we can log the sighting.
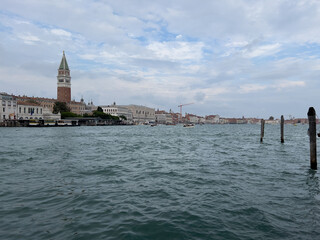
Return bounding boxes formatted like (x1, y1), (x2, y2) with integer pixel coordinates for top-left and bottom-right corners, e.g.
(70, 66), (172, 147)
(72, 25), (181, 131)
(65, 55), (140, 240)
(57, 87), (71, 103)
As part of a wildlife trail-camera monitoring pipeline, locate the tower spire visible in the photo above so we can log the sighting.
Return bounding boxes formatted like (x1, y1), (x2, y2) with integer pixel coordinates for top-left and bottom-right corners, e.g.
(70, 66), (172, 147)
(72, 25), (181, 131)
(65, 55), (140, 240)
(59, 50), (69, 70)
(57, 51), (71, 103)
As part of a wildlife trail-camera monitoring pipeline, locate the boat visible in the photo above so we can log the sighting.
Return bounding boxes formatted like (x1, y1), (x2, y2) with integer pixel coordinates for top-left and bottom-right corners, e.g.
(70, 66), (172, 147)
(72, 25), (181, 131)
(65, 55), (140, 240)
(28, 119), (40, 126)
(183, 123), (195, 128)
(57, 120), (76, 126)
(44, 119), (56, 126)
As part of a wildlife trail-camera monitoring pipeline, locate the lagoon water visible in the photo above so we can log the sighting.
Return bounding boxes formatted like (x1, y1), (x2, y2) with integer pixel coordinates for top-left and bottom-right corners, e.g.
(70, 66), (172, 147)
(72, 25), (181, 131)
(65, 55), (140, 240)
(0, 124), (320, 239)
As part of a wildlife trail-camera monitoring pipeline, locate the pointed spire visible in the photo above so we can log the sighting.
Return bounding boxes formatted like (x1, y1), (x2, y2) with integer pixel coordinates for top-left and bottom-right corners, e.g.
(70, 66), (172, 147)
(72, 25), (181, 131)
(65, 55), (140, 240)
(59, 51), (69, 70)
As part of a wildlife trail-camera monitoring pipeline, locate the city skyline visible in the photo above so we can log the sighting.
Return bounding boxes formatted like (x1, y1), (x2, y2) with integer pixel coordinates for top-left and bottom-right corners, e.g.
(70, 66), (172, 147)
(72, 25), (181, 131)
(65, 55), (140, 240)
(1, 1), (320, 118)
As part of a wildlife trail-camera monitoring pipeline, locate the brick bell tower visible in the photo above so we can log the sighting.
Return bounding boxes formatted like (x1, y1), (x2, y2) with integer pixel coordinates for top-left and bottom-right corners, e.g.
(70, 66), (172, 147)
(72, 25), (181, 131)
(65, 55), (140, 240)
(57, 51), (71, 103)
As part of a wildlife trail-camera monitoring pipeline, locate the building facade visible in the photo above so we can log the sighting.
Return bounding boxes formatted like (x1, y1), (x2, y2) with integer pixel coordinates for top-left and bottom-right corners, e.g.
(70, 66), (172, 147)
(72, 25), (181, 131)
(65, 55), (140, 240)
(205, 115), (220, 124)
(17, 101), (43, 120)
(123, 105), (155, 124)
(155, 110), (174, 124)
(100, 104), (133, 122)
(0, 93), (17, 122)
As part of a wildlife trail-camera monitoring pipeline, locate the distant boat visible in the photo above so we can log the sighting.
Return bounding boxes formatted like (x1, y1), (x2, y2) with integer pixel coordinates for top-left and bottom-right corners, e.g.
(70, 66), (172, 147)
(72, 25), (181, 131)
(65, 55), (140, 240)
(150, 123), (157, 127)
(183, 123), (194, 128)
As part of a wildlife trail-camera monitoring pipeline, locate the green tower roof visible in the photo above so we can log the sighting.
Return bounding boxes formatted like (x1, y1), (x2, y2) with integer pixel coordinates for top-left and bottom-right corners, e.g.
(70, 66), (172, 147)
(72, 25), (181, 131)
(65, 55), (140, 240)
(59, 51), (69, 70)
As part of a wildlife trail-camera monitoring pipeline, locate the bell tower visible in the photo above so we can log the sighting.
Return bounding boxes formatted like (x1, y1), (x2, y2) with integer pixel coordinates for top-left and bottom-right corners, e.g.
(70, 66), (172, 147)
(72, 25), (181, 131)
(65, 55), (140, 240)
(57, 51), (71, 103)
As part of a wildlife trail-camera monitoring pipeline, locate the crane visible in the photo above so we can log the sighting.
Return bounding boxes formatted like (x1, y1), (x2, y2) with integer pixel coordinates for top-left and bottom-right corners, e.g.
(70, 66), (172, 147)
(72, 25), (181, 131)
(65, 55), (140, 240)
(178, 103), (194, 122)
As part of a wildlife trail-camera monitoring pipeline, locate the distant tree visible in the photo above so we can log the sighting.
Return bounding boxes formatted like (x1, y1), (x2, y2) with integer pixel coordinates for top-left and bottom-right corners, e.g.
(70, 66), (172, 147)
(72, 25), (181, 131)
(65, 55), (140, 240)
(97, 106), (103, 112)
(92, 110), (110, 119)
(119, 115), (127, 120)
(269, 116), (274, 120)
(61, 112), (80, 119)
(53, 102), (70, 114)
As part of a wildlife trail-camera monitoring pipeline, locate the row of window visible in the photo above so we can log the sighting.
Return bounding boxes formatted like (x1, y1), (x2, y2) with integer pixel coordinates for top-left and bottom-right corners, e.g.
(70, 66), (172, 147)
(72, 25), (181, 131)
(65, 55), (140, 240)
(1, 101), (17, 106)
(135, 110), (154, 115)
(2, 107), (17, 112)
(58, 79), (70, 83)
(104, 109), (117, 113)
(18, 107), (43, 115)
(59, 71), (70, 76)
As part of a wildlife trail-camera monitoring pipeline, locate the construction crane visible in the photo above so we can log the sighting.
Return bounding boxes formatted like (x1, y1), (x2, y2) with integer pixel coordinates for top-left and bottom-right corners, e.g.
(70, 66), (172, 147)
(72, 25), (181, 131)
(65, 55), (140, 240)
(178, 103), (194, 122)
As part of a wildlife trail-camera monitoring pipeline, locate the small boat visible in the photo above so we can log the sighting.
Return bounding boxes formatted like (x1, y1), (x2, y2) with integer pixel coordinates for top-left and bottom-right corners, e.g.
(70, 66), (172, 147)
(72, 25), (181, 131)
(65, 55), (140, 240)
(150, 124), (157, 127)
(183, 123), (194, 128)
(28, 119), (40, 126)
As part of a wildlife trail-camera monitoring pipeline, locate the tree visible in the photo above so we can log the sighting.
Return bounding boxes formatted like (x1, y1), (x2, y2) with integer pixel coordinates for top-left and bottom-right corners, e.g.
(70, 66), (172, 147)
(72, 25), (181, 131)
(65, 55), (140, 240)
(61, 112), (80, 119)
(119, 115), (127, 120)
(269, 116), (274, 120)
(97, 106), (103, 112)
(53, 102), (70, 114)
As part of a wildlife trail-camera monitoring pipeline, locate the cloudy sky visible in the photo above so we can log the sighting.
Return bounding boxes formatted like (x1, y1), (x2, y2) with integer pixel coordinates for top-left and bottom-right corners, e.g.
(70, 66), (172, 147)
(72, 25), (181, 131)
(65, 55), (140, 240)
(1, 0), (320, 118)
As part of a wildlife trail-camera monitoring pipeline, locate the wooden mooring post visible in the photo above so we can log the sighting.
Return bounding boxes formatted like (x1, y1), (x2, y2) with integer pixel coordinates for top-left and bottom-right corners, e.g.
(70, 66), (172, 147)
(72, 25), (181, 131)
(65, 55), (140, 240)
(308, 107), (317, 170)
(260, 119), (265, 143)
(280, 115), (284, 143)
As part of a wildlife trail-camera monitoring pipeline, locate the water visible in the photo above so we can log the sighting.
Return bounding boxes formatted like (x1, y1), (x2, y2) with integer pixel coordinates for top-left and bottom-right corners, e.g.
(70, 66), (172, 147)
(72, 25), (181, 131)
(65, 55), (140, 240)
(0, 124), (319, 240)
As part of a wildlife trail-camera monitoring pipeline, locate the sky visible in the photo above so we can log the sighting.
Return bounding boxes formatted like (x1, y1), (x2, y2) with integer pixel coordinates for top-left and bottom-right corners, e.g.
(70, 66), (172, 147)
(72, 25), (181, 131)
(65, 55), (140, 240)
(1, 0), (320, 118)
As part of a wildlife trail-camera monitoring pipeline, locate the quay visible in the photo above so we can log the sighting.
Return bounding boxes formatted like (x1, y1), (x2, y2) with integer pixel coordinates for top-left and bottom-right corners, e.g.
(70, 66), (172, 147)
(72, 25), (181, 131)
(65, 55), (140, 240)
(0, 118), (128, 127)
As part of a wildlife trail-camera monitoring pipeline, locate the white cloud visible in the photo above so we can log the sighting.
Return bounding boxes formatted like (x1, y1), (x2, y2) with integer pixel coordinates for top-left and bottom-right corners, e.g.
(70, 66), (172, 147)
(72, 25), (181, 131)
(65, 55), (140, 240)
(51, 29), (72, 38)
(272, 80), (306, 90)
(1, 0), (320, 117)
(239, 84), (267, 93)
(17, 33), (41, 45)
(243, 43), (281, 58)
(225, 41), (248, 48)
(147, 41), (204, 61)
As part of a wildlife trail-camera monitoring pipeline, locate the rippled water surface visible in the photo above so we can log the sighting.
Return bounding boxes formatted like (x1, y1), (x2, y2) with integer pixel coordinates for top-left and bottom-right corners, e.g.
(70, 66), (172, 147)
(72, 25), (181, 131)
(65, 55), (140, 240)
(1, 124), (320, 239)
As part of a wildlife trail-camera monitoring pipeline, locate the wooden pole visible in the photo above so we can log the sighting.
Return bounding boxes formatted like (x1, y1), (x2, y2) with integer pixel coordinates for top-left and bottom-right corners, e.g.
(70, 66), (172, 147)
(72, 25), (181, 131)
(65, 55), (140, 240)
(308, 107), (317, 170)
(260, 119), (265, 143)
(281, 115), (284, 143)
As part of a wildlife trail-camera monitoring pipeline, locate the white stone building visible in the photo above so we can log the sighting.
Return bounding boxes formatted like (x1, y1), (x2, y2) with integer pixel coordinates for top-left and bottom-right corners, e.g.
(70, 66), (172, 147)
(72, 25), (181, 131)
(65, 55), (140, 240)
(155, 111), (174, 124)
(0, 93), (18, 122)
(205, 115), (220, 124)
(17, 101), (44, 120)
(100, 104), (133, 122)
(123, 105), (155, 124)
(43, 108), (61, 120)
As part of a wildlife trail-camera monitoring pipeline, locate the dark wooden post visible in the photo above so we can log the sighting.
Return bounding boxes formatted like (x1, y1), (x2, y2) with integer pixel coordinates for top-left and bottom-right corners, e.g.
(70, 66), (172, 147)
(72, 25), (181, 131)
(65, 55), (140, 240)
(308, 107), (317, 170)
(281, 115), (284, 143)
(260, 119), (265, 143)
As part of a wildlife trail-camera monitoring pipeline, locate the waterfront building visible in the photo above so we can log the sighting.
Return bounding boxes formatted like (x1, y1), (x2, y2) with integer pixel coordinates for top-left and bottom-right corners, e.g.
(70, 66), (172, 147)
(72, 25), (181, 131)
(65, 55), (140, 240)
(15, 95), (56, 113)
(123, 105), (155, 124)
(100, 103), (133, 122)
(265, 119), (280, 124)
(205, 115), (220, 124)
(42, 107), (61, 121)
(185, 113), (200, 124)
(17, 101), (43, 120)
(170, 112), (180, 124)
(0, 93), (17, 122)
(155, 110), (174, 124)
(155, 110), (167, 124)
